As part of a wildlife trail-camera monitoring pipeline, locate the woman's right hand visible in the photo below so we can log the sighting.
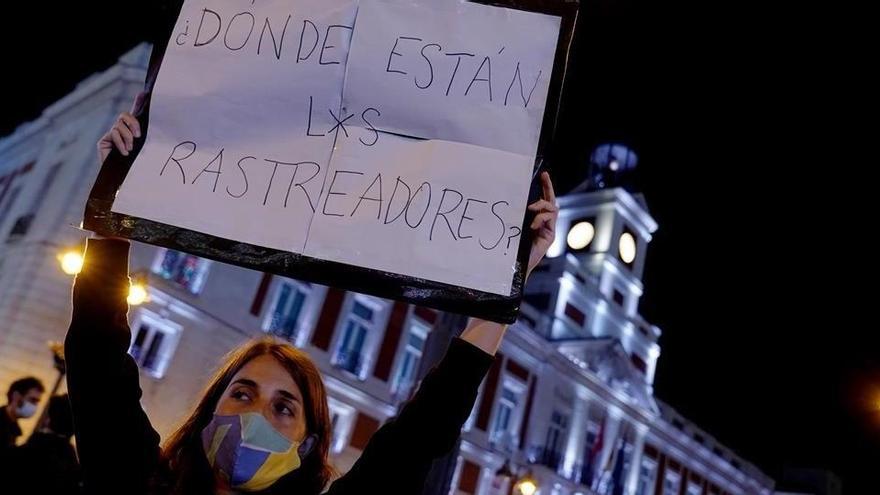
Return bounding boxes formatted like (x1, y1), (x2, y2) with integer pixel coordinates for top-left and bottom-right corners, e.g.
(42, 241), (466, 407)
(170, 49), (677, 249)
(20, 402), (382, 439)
(97, 112), (141, 165)
(93, 111), (141, 240)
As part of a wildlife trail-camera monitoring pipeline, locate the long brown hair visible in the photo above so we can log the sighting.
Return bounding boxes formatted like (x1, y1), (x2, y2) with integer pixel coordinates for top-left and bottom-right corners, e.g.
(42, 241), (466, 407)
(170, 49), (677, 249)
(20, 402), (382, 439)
(160, 338), (334, 495)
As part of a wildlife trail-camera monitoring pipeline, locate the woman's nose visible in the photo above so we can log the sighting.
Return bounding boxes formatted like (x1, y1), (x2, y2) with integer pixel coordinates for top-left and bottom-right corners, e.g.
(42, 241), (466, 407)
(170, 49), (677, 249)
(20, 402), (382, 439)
(235, 398), (271, 416)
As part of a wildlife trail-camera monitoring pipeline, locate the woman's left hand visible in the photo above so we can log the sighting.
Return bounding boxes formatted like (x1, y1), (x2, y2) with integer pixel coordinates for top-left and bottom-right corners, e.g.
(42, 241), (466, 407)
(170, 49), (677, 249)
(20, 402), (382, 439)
(525, 171), (558, 279)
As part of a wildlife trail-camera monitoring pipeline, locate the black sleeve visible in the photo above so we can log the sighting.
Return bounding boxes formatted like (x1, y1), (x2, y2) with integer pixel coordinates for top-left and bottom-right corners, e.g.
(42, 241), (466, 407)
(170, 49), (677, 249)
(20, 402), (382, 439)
(326, 338), (494, 494)
(65, 239), (161, 495)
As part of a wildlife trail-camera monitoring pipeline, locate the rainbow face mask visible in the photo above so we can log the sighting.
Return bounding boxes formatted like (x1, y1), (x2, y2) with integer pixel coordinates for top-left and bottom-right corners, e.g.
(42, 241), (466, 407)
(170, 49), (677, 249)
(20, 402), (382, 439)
(201, 413), (303, 492)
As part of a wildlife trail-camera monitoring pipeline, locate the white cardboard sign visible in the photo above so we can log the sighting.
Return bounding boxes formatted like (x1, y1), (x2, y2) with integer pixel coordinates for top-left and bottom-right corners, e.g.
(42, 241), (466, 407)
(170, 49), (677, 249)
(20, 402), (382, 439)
(112, 0), (560, 296)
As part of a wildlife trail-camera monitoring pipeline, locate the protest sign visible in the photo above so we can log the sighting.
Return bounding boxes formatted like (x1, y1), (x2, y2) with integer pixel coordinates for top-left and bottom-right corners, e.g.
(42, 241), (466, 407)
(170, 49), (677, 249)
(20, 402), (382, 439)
(85, 0), (578, 322)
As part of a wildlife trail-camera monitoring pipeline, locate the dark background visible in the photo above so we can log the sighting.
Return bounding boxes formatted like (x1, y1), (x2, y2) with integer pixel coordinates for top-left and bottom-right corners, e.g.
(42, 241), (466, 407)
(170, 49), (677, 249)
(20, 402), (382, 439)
(0, 1), (869, 493)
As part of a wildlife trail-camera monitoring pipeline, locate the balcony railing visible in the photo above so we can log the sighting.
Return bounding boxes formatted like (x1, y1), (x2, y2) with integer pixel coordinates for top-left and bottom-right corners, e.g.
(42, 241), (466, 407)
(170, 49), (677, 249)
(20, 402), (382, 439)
(528, 445), (564, 472)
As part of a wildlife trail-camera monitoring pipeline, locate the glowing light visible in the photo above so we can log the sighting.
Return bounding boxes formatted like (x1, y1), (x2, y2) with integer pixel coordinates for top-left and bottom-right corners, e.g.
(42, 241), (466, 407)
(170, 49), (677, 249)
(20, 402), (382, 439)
(58, 251), (84, 275)
(515, 477), (538, 495)
(567, 222), (595, 250)
(619, 232), (637, 264)
(127, 283), (148, 306)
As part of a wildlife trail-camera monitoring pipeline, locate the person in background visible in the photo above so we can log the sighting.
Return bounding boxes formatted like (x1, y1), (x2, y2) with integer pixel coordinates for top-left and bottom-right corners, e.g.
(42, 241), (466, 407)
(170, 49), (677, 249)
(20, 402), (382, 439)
(8, 394), (82, 494)
(0, 376), (45, 449)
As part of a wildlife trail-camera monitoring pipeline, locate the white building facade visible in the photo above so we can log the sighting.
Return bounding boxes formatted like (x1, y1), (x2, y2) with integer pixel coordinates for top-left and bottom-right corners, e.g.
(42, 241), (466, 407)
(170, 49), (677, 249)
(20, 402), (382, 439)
(0, 45), (774, 494)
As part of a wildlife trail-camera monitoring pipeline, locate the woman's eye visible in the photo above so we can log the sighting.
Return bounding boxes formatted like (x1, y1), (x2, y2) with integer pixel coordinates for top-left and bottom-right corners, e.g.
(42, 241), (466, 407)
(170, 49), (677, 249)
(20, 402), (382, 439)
(274, 402), (295, 417)
(231, 390), (252, 401)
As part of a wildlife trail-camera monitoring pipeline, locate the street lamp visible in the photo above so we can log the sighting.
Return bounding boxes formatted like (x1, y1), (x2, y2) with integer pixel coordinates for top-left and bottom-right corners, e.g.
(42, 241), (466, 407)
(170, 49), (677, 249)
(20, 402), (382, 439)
(513, 471), (538, 495)
(127, 273), (149, 306)
(56, 246), (148, 306)
(496, 461), (540, 495)
(127, 282), (148, 306)
(57, 249), (84, 275)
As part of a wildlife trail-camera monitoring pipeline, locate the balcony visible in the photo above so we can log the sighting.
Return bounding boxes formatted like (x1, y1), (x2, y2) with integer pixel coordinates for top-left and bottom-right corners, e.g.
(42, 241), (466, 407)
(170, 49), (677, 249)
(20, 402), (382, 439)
(522, 447), (601, 495)
(528, 445), (564, 473)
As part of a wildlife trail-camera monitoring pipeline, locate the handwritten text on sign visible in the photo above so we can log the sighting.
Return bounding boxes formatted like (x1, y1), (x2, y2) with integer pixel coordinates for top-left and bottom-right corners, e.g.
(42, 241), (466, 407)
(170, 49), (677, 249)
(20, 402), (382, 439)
(112, 0), (561, 296)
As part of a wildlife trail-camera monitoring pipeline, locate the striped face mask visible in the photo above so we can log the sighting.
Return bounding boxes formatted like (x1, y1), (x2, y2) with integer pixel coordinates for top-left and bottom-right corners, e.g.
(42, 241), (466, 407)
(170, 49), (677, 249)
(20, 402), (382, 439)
(201, 413), (303, 492)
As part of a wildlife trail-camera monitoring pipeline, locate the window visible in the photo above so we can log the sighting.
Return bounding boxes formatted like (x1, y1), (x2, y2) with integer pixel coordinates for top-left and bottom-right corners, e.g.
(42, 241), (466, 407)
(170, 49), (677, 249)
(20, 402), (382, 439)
(8, 163), (62, 239)
(392, 319), (430, 396)
(540, 410), (568, 471)
(0, 186), (22, 228)
(578, 423), (600, 484)
(491, 386), (518, 444)
(594, 438), (632, 495)
(326, 397), (356, 454)
(490, 378), (526, 450)
(333, 297), (381, 378)
(152, 249), (211, 294)
(129, 310), (182, 378)
(263, 280), (311, 342)
(612, 289), (626, 306)
(635, 459), (657, 495)
(564, 302), (586, 326)
(662, 472), (681, 495)
(631, 354), (648, 374)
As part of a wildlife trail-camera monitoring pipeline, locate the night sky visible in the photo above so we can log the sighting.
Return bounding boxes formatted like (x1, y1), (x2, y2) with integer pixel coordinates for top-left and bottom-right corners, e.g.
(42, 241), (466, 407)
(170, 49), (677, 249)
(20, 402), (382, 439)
(2, 1), (867, 493)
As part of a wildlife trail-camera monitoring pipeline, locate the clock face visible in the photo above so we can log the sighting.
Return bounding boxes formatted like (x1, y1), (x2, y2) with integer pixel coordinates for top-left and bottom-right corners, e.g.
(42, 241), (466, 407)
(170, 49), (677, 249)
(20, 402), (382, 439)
(619, 231), (637, 264)
(567, 221), (595, 250)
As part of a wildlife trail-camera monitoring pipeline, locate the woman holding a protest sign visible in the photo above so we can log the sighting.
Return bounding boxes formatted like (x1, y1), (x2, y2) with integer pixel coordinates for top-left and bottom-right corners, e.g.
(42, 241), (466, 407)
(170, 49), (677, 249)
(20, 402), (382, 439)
(65, 118), (558, 494)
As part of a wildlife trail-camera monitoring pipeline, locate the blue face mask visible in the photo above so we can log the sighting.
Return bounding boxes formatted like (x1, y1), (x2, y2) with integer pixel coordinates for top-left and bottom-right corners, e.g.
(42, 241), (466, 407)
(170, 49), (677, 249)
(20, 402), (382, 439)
(16, 401), (37, 419)
(201, 413), (310, 492)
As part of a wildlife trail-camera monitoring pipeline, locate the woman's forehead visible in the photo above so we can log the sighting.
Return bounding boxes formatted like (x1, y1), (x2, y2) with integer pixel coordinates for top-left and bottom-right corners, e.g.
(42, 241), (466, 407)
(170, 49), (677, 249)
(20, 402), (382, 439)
(231, 355), (303, 399)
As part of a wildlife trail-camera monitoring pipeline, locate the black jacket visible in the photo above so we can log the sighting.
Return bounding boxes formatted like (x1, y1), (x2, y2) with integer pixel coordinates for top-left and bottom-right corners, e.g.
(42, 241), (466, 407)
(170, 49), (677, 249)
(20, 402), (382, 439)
(65, 239), (493, 494)
(0, 406), (22, 450)
(7, 432), (82, 495)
